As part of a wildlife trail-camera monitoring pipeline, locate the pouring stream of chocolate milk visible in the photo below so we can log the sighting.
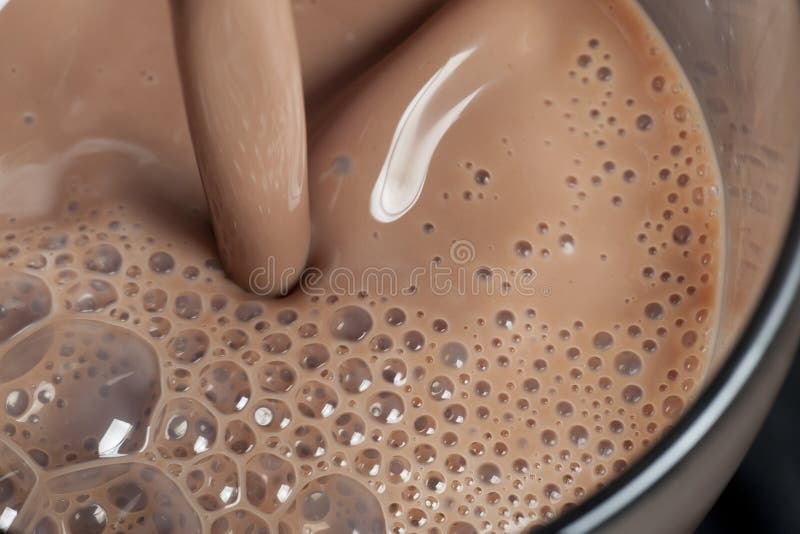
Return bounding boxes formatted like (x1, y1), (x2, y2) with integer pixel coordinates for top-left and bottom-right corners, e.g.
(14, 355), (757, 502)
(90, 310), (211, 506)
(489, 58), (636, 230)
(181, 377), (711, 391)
(171, 0), (310, 295)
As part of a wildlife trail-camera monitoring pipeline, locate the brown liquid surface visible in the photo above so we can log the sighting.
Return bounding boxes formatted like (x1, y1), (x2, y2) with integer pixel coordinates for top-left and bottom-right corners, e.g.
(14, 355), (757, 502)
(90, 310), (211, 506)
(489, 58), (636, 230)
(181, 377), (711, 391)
(0, 0), (722, 533)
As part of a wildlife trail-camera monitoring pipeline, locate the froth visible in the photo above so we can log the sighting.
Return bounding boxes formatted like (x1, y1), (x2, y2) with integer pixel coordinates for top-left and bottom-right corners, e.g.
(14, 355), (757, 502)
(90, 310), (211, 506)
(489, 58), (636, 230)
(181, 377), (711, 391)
(0, 0), (722, 532)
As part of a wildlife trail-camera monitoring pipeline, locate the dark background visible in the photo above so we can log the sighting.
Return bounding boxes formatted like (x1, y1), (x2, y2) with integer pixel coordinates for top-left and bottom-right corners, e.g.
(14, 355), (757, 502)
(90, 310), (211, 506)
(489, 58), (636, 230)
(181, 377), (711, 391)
(697, 353), (800, 533)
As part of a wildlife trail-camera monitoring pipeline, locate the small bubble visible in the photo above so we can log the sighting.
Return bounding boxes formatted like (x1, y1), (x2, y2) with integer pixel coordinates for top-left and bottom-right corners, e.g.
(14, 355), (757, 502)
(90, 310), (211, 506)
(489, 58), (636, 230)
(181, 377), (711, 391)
(673, 105), (688, 122)
(622, 384), (644, 404)
(474, 169), (491, 186)
(495, 310), (515, 330)
(148, 251), (175, 273)
(636, 114), (654, 131)
(614, 351), (643, 376)
(596, 67), (613, 82)
(514, 240), (533, 258)
(672, 225), (693, 245)
(329, 306), (373, 342)
(385, 307), (406, 327)
(477, 463), (502, 485)
(440, 342), (469, 369)
(559, 234), (575, 254)
(592, 331), (614, 351)
(644, 302), (665, 320)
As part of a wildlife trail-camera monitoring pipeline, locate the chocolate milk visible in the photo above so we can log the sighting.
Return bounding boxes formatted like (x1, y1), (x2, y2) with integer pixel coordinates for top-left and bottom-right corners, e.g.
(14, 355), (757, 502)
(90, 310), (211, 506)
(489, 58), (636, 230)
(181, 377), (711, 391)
(0, 0), (723, 533)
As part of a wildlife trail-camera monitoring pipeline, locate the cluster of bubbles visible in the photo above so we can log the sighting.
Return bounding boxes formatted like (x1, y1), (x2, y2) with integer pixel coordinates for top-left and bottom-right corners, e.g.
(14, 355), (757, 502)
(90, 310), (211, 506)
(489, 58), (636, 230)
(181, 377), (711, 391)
(0, 33), (720, 534)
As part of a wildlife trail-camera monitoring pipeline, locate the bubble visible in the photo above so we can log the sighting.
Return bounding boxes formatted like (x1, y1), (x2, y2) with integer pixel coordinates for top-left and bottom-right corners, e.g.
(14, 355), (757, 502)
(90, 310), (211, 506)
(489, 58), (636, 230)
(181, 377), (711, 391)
(474, 169), (491, 186)
(293, 425), (327, 459)
(663, 395), (685, 417)
(199, 361), (251, 414)
(368, 391), (405, 424)
(148, 316), (172, 338)
(541, 430), (558, 447)
(514, 240), (533, 258)
(329, 305), (373, 342)
(260, 333), (291, 356)
(559, 234), (575, 253)
(545, 484), (562, 503)
(148, 251), (175, 273)
(433, 318), (448, 333)
(245, 453), (297, 513)
(622, 384), (644, 404)
(682, 330), (698, 348)
(155, 398), (217, 458)
(295, 380), (339, 419)
(253, 399), (292, 430)
(652, 75), (666, 92)
(385, 307), (406, 326)
(235, 301), (264, 322)
(556, 401), (574, 417)
(523, 378), (540, 393)
(672, 225), (693, 245)
(443, 404), (467, 425)
(187, 455), (239, 511)
(477, 463), (502, 485)
(5, 389), (29, 417)
(0, 442), (36, 528)
(414, 443), (437, 464)
(338, 358), (373, 393)
(495, 310), (515, 329)
(259, 361), (297, 393)
(355, 448), (382, 477)
(142, 288), (167, 312)
(32, 517), (59, 534)
(0, 270), (51, 342)
(568, 425), (589, 447)
(293, 342), (329, 371)
(475, 380), (491, 397)
(174, 291), (203, 320)
(332, 412), (367, 446)
(403, 330), (425, 351)
(49, 463), (201, 532)
(369, 334), (393, 352)
(211, 510), (269, 534)
(636, 114), (654, 131)
(644, 302), (665, 320)
(429, 376), (455, 401)
(440, 342), (469, 369)
(592, 331), (614, 351)
(596, 66), (613, 81)
(164, 330), (207, 365)
(106, 479), (149, 513)
(388, 456), (412, 483)
(277, 308), (298, 325)
(222, 328), (248, 350)
(26, 254), (46, 269)
(37, 232), (68, 251)
(449, 522), (479, 534)
(673, 104), (688, 122)
(0, 320), (159, 468)
(69, 504), (108, 533)
(381, 359), (408, 387)
(67, 279), (117, 312)
(283, 475), (385, 533)
(225, 420), (256, 454)
(614, 351), (643, 375)
(81, 243), (123, 274)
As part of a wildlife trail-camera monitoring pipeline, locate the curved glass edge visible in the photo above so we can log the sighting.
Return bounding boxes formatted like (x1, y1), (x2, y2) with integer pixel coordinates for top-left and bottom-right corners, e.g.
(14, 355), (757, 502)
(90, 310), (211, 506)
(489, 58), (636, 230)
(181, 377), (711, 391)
(539, 177), (800, 533)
